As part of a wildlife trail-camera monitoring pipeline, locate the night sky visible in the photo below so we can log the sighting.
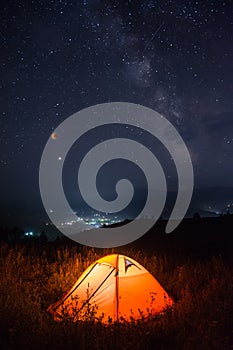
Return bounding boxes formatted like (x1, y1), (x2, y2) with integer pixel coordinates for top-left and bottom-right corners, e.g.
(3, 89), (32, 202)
(1, 1), (233, 229)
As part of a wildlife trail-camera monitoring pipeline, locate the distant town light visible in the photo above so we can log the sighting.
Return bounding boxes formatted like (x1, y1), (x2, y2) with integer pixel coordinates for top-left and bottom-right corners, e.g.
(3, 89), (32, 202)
(25, 231), (33, 236)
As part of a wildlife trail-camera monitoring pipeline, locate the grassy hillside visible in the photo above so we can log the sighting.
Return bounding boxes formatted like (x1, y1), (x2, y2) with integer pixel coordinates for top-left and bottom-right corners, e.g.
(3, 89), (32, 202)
(0, 241), (232, 350)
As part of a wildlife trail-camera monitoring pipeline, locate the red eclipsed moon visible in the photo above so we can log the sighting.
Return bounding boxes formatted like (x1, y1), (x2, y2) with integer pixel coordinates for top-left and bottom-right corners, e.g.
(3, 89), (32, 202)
(51, 132), (57, 140)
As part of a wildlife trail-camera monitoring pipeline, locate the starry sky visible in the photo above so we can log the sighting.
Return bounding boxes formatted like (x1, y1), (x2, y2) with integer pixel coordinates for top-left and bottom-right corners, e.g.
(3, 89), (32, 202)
(1, 0), (233, 228)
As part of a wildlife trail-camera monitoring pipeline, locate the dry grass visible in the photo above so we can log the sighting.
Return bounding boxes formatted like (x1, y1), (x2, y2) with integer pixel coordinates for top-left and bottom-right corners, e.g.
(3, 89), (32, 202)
(0, 241), (232, 350)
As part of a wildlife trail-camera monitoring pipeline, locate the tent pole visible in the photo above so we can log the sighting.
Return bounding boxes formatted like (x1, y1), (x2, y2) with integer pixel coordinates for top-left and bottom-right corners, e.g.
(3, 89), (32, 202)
(73, 267), (115, 319)
(116, 254), (119, 321)
(52, 262), (98, 311)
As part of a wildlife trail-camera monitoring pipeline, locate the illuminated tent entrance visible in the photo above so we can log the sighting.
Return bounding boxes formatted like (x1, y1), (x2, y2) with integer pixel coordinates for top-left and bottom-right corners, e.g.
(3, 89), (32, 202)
(48, 254), (174, 323)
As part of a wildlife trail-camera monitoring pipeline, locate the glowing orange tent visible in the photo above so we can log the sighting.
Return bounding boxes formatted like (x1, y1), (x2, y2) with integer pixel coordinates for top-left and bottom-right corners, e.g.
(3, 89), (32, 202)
(48, 254), (174, 323)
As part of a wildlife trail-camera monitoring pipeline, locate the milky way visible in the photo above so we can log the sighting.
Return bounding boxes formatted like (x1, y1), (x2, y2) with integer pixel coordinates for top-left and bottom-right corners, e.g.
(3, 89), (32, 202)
(0, 1), (233, 226)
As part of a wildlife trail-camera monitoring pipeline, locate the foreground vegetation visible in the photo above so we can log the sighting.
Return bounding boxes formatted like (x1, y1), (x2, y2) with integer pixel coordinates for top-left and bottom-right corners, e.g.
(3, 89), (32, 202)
(0, 241), (232, 350)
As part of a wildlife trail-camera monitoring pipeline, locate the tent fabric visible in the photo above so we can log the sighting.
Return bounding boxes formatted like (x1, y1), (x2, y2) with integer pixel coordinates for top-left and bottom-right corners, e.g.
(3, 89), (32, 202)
(48, 254), (174, 323)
